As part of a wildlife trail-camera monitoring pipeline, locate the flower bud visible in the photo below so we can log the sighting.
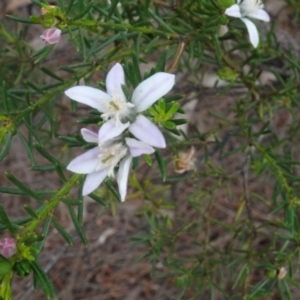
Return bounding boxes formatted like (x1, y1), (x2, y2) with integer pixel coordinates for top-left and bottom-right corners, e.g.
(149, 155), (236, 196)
(217, 67), (238, 82)
(266, 269), (276, 279)
(41, 5), (58, 15)
(13, 260), (32, 278)
(40, 28), (61, 45)
(0, 238), (17, 259)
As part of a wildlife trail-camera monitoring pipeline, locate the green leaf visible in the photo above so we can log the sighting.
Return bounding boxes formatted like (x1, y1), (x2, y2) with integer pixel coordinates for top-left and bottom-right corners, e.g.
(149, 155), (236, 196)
(155, 50), (167, 73)
(132, 157), (139, 170)
(148, 9), (176, 33)
(162, 120), (176, 129)
(145, 36), (160, 53)
(52, 218), (73, 245)
(6, 15), (38, 24)
(1, 81), (8, 113)
(105, 179), (122, 202)
(0, 203), (17, 234)
(132, 54), (142, 83)
(165, 102), (180, 119)
(108, 0), (120, 18)
(68, 205), (88, 246)
(0, 133), (12, 161)
(54, 164), (67, 183)
(31, 261), (57, 299)
(40, 67), (64, 82)
(78, 27), (87, 60)
(56, 0), (65, 12)
(31, 165), (56, 171)
(172, 119), (187, 125)
(77, 188), (84, 224)
(34, 145), (65, 168)
(32, 45), (55, 64)
(85, 31), (102, 61)
(5, 172), (44, 202)
(0, 187), (54, 196)
(71, 3), (94, 20)
(23, 205), (39, 219)
(155, 150), (166, 181)
(34, 218), (52, 254)
(144, 154), (152, 166)
(17, 131), (35, 165)
(61, 198), (83, 205)
(88, 193), (108, 207)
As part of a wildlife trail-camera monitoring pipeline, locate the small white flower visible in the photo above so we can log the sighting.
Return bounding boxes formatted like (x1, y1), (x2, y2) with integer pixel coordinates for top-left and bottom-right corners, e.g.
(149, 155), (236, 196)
(225, 0), (270, 48)
(65, 63), (175, 148)
(67, 128), (154, 201)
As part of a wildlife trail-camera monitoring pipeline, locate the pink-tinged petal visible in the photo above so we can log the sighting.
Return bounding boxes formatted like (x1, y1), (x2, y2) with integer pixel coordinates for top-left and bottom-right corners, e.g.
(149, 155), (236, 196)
(40, 28), (61, 45)
(241, 18), (259, 48)
(129, 115), (166, 148)
(132, 73), (175, 112)
(82, 169), (108, 196)
(106, 63), (126, 100)
(225, 4), (242, 18)
(0, 238), (17, 259)
(98, 120), (130, 143)
(247, 9), (270, 22)
(81, 128), (98, 143)
(125, 138), (154, 157)
(117, 155), (132, 202)
(67, 147), (99, 174)
(65, 86), (110, 112)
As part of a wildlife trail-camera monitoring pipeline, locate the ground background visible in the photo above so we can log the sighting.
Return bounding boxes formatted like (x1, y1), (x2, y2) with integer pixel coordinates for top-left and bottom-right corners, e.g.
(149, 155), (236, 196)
(0, 0), (298, 299)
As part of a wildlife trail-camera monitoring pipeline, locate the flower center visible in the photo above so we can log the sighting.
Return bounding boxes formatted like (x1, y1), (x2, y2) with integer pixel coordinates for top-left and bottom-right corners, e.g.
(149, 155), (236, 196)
(239, 0), (263, 15)
(96, 141), (128, 176)
(101, 93), (135, 126)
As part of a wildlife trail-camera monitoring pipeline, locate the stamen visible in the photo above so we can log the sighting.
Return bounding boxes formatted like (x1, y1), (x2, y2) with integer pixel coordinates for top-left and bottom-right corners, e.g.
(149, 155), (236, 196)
(240, 0), (263, 14)
(95, 141), (128, 176)
(109, 101), (119, 110)
(102, 154), (113, 164)
(99, 91), (135, 126)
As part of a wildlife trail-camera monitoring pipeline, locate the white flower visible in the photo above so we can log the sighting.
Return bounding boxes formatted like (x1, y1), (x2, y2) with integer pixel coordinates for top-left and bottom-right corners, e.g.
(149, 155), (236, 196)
(225, 0), (270, 48)
(67, 128), (154, 201)
(65, 63), (175, 148)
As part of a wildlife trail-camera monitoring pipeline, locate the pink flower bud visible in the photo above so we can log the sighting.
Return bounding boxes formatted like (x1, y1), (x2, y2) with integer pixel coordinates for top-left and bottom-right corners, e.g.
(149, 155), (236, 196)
(40, 28), (61, 45)
(0, 238), (17, 259)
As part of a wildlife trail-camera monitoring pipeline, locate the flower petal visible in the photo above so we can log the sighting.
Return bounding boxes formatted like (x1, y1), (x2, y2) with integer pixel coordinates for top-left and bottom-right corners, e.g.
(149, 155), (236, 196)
(125, 138), (155, 157)
(117, 155), (132, 202)
(106, 63), (126, 100)
(67, 147), (99, 174)
(241, 18), (259, 48)
(98, 120), (130, 143)
(81, 128), (98, 143)
(225, 4), (242, 18)
(247, 9), (270, 22)
(132, 73), (175, 112)
(65, 86), (110, 112)
(129, 115), (166, 148)
(82, 169), (108, 196)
